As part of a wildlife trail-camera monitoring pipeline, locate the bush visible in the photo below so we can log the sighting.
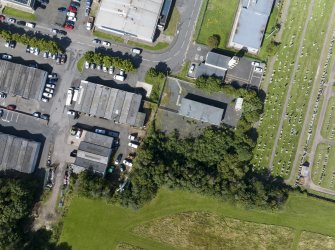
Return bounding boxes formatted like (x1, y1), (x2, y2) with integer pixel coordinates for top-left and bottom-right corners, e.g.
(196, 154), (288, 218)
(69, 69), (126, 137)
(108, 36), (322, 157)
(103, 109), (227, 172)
(195, 75), (223, 92)
(207, 34), (220, 48)
(144, 68), (166, 103)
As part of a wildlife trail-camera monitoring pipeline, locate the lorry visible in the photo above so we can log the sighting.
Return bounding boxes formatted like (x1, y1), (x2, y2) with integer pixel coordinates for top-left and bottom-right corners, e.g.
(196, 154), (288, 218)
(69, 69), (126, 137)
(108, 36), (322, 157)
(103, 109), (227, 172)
(86, 16), (94, 30)
(66, 88), (74, 106)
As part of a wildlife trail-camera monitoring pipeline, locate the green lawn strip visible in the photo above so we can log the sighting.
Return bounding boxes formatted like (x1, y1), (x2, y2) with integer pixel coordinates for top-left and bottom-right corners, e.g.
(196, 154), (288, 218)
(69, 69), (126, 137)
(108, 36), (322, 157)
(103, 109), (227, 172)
(93, 30), (124, 43)
(193, 0), (208, 41)
(196, 0), (239, 48)
(271, 0), (335, 178)
(298, 231), (335, 250)
(2, 7), (37, 21)
(144, 74), (166, 103)
(307, 189), (335, 202)
(163, 7), (180, 36)
(60, 188), (335, 249)
(76, 56), (85, 73)
(173, 61), (195, 83)
(127, 41), (169, 51)
(321, 97), (335, 140)
(252, 0), (311, 169)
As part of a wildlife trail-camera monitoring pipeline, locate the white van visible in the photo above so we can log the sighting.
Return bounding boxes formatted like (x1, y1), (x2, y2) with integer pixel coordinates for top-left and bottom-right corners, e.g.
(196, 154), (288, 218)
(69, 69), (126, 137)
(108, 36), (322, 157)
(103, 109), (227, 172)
(66, 88), (74, 106)
(113, 74), (125, 81)
(72, 89), (79, 102)
(131, 48), (141, 55)
(26, 22), (35, 28)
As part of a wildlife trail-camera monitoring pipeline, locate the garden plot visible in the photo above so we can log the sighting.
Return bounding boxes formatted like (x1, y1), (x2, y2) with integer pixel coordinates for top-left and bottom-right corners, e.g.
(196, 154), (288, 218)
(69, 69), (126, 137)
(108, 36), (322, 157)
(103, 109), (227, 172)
(253, 0), (311, 169)
(321, 97), (335, 140)
(312, 143), (335, 190)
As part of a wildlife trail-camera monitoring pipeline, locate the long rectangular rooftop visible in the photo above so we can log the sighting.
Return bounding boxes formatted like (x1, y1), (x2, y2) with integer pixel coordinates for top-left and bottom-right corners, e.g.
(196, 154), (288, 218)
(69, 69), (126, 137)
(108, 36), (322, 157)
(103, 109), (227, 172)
(0, 60), (47, 100)
(73, 80), (144, 126)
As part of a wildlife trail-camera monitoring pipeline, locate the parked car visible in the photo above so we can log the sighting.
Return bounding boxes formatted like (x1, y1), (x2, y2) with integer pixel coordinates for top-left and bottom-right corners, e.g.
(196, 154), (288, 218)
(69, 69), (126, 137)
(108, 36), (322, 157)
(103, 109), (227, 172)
(67, 16), (77, 22)
(85, 7), (90, 16)
(34, 48), (40, 56)
(95, 128), (106, 134)
(51, 53), (57, 60)
(102, 41), (111, 46)
(26, 22), (35, 28)
(68, 6), (77, 12)
(46, 83), (55, 89)
(119, 69), (125, 76)
(114, 154), (123, 165)
(0, 109), (3, 117)
(123, 159), (133, 167)
(41, 114), (50, 121)
(58, 30), (67, 35)
(7, 18), (16, 23)
(0, 15), (5, 22)
(188, 64), (195, 74)
(90, 63), (96, 69)
(254, 66), (263, 73)
(251, 61), (260, 67)
(52, 28), (58, 34)
(17, 20), (26, 26)
(131, 48), (141, 55)
(70, 1), (80, 7)
(85, 61), (90, 69)
(43, 92), (53, 98)
(67, 110), (78, 118)
(33, 112), (41, 118)
(41, 97), (49, 103)
(128, 142), (139, 149)
(96, 64), (102, 71)
(5, 40), (15, 49)
(0, 92), (7, 98)
(70, 150), (77, 157)
(48, 73), (58, 79)
(44, 88), (54, 94)
(56, 57), (61, 64)
(103, 65), (108, 72)
(2, 54), (12, 60)
(92, 39), (101, 44)
(128, 135), (136, 140)
(43, 51), (49, 58)
(7, 105), (16, 110)
(64, 23), (74, 30)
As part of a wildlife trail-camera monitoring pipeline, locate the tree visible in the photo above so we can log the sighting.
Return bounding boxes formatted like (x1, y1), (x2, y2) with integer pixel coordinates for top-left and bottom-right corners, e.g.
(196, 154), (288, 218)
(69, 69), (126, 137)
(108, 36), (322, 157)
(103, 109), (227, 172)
(84, 51), (95, 63)
(207, 34), (220, 48)
(195, 75), (222, 92)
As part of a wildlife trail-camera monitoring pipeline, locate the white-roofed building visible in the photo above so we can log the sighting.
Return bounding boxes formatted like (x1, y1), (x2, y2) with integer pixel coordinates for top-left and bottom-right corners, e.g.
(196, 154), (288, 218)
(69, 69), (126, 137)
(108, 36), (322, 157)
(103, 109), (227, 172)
(95, 0), (164, 42)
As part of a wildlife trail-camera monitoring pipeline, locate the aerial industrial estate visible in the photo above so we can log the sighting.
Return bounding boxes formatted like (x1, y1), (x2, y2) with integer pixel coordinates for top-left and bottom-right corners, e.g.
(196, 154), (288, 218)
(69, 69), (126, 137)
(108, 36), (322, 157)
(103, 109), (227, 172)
(1, 0), (335, 248)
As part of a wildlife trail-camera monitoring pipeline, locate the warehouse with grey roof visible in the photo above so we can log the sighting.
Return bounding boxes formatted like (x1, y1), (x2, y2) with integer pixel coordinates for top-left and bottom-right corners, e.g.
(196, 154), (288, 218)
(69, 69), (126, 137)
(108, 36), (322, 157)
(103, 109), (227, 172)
(95, 0), (164, 42)
(0, 60), (47, 100)
(0, 132), (41, 173)
(73, 80), (145, 127)
(73, 131), (114, 175)
(228, 0), (274, 54)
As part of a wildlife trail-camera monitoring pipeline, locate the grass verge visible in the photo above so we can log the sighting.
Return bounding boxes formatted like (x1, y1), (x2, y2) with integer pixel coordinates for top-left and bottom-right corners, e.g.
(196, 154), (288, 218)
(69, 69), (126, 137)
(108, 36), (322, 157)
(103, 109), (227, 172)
(93, 30), (124, 43)
(163, 6), (180, 36)
(298, 231), (335, 250)
(2, 7), (37, 21)
(127, 41), (169, 51)
(76, 56), (85, 73)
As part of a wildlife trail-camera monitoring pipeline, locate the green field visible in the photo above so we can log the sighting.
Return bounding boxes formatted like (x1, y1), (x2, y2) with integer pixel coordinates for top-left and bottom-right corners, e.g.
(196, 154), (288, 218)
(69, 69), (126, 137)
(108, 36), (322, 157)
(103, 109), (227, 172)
(298, 231), (335, 250)
(2, 7), (37, 21)
(196, 0), (239, 48)
(59, 189), (335, 249)
(312, 144), (335, 190)
(321, 97), (335, 140)
(253, 0), (335, 179)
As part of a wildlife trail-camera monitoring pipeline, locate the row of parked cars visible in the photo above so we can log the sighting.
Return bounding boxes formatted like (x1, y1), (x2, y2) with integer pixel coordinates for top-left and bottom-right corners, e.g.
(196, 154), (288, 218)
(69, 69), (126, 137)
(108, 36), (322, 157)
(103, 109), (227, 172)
(42, 73), (58, 102)
(84, 61), (126, 81)
(0, 15), (35, 28)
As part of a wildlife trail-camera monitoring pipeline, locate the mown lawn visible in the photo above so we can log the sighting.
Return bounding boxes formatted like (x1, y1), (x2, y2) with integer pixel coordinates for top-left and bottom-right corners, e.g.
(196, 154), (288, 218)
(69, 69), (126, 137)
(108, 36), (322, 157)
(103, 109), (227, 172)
(196, 0), (239, 48)
(127, 41), (169, 51)
(3, 7), (37, 21)
(321, 97), (335, 140)
(59, 188), (335, 249)
(163, 6), (180, 36)
(93, 30), (124, 43)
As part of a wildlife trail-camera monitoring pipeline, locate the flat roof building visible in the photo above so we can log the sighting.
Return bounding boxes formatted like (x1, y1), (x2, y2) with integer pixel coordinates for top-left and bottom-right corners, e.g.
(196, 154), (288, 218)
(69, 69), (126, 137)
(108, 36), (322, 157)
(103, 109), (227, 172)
(0, 60), (47, 100)
(0, 132), (41, 173)
(1, 0), (35, 13)
(73, 80), (145, 127)
(74, 131), (114, 175)
(178, 98), (225, 126)
(228, 0), (274, 54)
(195, 52), (231, 79)
(95, 0), (164, 42)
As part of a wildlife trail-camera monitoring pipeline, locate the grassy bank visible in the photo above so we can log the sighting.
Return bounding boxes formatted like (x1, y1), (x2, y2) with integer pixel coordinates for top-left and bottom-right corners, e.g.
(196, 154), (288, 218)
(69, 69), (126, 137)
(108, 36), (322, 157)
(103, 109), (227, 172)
(3, 7), (37, 21)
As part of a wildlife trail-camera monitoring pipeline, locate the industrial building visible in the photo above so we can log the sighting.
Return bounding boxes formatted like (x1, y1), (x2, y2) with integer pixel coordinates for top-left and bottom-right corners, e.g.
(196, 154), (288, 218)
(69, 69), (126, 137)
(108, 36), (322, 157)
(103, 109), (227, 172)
(73, 80), (146, 127)
(95, 0), (164, 42)
(0, 0), (35, 13)
(73, 131), (114, 175)
(228, 0), (274, 54)
(158, 0), (173, 29)
(0, 60), (47, 100)
(0, 132), (41, 174)
(178, 97), (225, 126)
(194, 52), (232, 79)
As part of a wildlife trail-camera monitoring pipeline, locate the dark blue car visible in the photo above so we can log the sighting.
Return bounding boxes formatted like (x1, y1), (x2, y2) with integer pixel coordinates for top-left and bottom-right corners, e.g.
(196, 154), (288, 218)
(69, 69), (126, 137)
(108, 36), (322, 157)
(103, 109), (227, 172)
(58, 7), (67, 13)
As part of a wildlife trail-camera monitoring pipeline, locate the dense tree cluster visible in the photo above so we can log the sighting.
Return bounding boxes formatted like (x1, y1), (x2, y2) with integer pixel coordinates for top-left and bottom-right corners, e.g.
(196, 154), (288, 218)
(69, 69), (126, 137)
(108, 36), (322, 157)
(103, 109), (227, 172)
(195, 75), (223, 92)
(0, 30), (61, 54)
(116, 88), (290, 209)
(84, 51), (136, 72)
(144, 68), (166, 103)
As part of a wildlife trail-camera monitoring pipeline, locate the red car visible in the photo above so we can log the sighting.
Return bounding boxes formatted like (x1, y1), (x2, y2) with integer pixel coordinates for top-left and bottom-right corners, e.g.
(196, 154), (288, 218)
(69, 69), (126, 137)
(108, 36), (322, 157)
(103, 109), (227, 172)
(68, 6), (77, 12)
(0, 15), (5, 22)
(64, 24), (74, 30)
(7, 105), (16, 110)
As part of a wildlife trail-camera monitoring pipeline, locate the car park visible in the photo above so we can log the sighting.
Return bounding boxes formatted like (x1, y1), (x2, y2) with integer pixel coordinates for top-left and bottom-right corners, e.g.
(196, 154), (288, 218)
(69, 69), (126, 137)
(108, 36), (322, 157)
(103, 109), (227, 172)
(95, 128), (106, 134)
(8, 18), (16, 23)
(2, 54), (12, 60)
(43, 92), (53, 98)
(114, 154), (123, 165)
(108, 66), (114, 74)
(102, 41), (111, 46)
(41, 114), (50, 121)
(33, 112), (41, 118)
(7, 105), (16, 110)
(92, 39), (101, 44)
(128, 142), (139, 149)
